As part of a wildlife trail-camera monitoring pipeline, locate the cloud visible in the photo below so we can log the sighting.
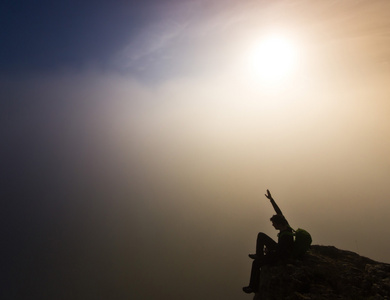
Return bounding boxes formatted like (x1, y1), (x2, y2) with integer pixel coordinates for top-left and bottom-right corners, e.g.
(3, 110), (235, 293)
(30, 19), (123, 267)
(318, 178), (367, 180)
(111, 1), (259, 77)
(115, 20), (189, 70)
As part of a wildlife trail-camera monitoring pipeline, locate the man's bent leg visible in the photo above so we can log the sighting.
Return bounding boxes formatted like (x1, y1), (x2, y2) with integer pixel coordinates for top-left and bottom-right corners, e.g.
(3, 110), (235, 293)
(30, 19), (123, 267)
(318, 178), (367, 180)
(244, 232), (277, 294)
(256, 232), (277, 255)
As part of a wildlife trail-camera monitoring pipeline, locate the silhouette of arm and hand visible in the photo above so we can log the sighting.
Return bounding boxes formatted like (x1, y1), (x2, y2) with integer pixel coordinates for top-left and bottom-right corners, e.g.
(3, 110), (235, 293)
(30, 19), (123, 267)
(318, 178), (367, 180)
(265, 189), (283, 216)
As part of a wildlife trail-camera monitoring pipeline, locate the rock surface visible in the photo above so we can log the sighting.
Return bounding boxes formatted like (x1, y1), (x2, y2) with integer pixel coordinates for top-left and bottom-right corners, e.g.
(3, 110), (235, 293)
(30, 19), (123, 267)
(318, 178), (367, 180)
(254, 245), (390, 300)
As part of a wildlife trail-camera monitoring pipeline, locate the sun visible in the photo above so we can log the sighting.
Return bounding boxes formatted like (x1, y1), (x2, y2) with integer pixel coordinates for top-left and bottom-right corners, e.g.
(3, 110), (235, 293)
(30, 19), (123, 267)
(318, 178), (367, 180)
(248, 35), (299, 84)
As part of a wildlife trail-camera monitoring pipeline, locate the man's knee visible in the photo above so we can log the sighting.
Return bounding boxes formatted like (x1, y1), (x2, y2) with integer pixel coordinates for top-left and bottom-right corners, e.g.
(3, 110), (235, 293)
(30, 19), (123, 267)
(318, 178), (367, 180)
(257, 232), (268, 240)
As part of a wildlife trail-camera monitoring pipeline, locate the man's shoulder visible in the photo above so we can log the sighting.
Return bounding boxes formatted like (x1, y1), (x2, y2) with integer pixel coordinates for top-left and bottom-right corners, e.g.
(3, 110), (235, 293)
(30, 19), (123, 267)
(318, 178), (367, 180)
(278, 228), (293, 235)
(278, 230), (294, 240)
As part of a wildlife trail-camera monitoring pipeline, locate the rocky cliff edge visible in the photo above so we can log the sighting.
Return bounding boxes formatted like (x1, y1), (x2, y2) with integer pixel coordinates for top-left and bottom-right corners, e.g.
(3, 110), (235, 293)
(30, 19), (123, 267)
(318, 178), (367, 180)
(254, 245), (390, 300)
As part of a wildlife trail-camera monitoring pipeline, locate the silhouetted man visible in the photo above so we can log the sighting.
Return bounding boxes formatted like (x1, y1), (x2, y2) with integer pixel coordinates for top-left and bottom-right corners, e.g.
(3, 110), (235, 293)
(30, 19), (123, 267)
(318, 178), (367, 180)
(242, 190), (294, 294)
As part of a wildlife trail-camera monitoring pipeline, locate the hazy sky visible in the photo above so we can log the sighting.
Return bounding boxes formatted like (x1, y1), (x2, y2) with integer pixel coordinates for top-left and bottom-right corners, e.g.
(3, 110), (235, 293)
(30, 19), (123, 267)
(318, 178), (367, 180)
(2, 1), (390, 299)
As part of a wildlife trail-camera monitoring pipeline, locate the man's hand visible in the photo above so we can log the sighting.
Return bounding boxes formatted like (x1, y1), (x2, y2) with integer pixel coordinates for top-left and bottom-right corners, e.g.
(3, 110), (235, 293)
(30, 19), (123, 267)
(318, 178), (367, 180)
(265, 189), (273, 200)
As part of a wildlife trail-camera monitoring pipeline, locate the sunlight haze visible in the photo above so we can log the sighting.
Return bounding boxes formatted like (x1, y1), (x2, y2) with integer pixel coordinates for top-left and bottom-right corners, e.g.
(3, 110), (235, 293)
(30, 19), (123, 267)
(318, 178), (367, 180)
(2, 1), (390, 299)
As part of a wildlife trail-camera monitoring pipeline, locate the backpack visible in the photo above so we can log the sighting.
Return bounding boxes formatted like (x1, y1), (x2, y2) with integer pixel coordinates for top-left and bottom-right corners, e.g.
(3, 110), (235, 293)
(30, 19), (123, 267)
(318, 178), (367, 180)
(291, 228), (312, 258)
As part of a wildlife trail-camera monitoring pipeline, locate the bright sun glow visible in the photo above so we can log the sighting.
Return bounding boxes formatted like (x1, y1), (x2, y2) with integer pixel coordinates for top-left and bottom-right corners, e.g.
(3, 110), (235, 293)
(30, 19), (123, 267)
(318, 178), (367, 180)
(248, 35), (299, 84)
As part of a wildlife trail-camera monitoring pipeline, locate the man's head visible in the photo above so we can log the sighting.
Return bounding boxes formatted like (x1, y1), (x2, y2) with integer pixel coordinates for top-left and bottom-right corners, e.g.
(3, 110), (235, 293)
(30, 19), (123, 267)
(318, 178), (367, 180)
(270, 214), (288, 230)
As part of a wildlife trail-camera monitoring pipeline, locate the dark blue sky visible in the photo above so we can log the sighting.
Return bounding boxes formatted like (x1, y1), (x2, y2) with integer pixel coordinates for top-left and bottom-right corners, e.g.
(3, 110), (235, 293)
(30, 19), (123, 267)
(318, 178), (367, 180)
(0, 1), (173, 73)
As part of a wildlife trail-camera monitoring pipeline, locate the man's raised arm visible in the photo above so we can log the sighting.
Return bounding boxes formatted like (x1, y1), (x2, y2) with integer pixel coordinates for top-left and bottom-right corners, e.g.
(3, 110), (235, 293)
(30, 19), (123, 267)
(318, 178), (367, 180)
(265, 189), (283, 216)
